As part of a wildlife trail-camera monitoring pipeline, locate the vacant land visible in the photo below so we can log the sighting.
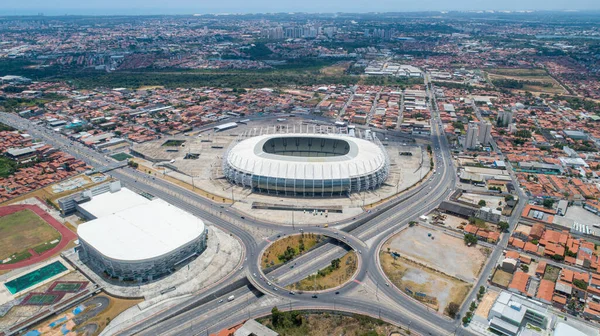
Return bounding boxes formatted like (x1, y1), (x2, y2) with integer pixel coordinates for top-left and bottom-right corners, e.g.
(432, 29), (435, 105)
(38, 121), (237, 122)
(260, 311), (406, 336)
(384, 225), (487, 281)
(381, 252), (471, 315)
(320, 62), (351, 76)
(161, 139), (185, 147)
(262, 233), (322, 269)
(287, 251), (357, 291)
(544, 265), (561, 282)
(81, 295), (143, 335)
(487, 68), (567, 94)
(487, 68), (548, 76)
(491, 269), (513, 288)
(0, 209), (60, 261)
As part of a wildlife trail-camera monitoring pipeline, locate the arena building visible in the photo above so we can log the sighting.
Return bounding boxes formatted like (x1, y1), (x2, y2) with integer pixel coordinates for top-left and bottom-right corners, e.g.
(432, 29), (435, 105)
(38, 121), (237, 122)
(223, 131), (390, 196)
(75, 182), (207, 282)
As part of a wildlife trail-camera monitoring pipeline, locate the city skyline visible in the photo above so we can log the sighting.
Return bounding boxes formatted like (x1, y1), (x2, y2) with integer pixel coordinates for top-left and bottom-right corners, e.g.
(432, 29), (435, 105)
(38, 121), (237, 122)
(2, 0), (600, 15)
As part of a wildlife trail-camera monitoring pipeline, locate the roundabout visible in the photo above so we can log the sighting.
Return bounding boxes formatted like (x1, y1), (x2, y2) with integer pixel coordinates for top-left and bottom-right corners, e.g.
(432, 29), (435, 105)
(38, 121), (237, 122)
(247, 228), (366, 299)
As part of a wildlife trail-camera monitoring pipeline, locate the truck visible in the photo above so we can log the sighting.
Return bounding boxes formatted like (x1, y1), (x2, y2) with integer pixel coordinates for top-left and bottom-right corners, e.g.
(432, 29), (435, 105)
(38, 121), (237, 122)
(227, 295), (235, 302)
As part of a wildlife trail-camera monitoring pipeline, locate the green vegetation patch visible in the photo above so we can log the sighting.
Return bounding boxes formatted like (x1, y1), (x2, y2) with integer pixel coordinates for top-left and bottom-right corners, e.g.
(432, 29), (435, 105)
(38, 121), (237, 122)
(543, 265), (561, 282)
(0, 209), (60, 261)
(288, 251), (358, 291)
(259, 308), (396, 336)
(111, 152), (133, 161)
(161, 140), (185, 147)
(0, 157), (18, 178)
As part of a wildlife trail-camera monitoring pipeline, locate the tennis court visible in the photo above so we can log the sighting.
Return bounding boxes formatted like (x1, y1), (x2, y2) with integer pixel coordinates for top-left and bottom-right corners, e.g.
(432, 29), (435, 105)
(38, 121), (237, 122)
(20, 292), (65, 306)
(48, 281), (88, 293)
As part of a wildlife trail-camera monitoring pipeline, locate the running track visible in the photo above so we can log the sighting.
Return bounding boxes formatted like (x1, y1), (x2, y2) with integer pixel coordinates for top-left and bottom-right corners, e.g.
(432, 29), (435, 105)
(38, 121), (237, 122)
(0, 204), (76, 270)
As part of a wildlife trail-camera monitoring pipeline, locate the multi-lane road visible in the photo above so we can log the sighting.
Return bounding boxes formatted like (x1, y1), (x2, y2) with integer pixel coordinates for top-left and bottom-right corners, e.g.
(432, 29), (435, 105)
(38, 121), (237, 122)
(0, 89), (522, 336)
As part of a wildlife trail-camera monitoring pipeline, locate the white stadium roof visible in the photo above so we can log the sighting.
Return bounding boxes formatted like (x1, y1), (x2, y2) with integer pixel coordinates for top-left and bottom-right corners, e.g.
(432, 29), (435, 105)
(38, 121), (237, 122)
(226, 133), (386, 180)
(78, 188), (205, 262)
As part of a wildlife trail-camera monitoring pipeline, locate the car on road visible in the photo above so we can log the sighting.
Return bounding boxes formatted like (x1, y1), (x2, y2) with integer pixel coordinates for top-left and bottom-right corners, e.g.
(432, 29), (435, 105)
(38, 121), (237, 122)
(267, 281), (271, 286)
(335, 291), (340, 294)
(218, 299), (223, 303)
(312, 294), (318, 298)
(289, 291), (295, 295)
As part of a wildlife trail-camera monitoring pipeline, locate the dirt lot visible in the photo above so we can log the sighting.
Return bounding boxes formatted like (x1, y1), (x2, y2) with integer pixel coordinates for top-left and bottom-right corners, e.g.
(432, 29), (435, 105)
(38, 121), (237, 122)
(491, 269), (513, 288)
(383, 225), (487, 281)
(262, 233), (322, 269)
(0, 209), (60, 260)
(436, 213), (469, 231)
(381, 252), (471, 315)
(475, 291), (499, 318)
(288, 251), (357, 291)
(458, 193), (505, 209)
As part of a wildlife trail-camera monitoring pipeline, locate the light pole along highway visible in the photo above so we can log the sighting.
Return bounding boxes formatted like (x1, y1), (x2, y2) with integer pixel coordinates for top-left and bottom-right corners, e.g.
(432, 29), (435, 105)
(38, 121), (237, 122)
(1, 99), (485, 336)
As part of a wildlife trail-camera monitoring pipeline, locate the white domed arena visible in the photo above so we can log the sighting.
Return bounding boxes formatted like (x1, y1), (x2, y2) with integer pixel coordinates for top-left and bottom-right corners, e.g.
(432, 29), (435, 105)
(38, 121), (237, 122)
(223, 127), (390, 196)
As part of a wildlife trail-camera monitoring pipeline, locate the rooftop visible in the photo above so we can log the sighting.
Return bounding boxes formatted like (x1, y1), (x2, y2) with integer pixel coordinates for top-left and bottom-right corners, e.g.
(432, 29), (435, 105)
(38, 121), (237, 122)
(77, 187), (205, 261)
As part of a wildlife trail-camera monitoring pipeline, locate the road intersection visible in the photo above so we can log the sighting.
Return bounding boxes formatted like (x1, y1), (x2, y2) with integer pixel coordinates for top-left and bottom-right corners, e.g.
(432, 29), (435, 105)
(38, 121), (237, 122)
(0, 83), (524, 336)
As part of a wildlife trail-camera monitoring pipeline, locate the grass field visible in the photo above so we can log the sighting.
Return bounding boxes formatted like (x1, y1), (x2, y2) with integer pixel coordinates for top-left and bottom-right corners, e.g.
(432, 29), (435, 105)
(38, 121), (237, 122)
(287, 251), (357, 291)
(491, 269), (513, 288)
(487, 68), (548, 76)
(262, 233), (322, 269)
(0, 209), (60, 261)
(487, 68), (567, 94)
(110, 153), (133, 161)
(32, 239), (61, 255)
(161, 140), (185, 147)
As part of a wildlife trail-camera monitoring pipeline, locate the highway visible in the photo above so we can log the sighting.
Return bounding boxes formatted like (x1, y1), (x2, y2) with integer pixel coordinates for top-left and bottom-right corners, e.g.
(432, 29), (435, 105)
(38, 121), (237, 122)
(0, 89), (520, 336)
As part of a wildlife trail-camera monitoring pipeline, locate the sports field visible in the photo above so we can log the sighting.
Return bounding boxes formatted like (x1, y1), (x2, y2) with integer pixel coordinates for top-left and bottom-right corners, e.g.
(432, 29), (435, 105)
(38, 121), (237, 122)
(21, 292), (65, 305)
(49, 281), (88, 293)
(0, 209), (61, 261)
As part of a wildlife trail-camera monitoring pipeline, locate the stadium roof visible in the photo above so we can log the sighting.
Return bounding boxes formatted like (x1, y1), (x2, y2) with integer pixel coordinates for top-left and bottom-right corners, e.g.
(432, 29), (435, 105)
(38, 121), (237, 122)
(78, 188), (205, 262)
(226, 133), (387, 180)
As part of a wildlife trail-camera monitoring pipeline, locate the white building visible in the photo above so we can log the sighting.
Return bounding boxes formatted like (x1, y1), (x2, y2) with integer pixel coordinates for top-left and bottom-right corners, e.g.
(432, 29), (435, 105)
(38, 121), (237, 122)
(465, 121), (479, 149)
(478, 121), (492, 146)
(488, 291), (548, 336)
(77, 182), (207, 282)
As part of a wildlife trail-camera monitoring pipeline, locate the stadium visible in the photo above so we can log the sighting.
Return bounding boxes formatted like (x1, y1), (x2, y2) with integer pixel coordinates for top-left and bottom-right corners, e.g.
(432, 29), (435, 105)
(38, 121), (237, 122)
(75, 183), (207, 282)
(223, 130), (390, 196)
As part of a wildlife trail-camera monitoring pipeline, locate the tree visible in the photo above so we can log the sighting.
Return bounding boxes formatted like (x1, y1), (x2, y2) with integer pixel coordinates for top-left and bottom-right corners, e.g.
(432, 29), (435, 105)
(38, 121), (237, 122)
(271, 306), (282, 327)
(446, 302), (460, 318)
(543, 199), (555, 209)
(573, 279), (588, 290)
(331, 258), (341, 270)
(478, 200), (487, 207)
(504, 194), (514, 202)
(479, 286), (485, 295)
(464, 234), (478, 245)
(498, 221), (509, 232)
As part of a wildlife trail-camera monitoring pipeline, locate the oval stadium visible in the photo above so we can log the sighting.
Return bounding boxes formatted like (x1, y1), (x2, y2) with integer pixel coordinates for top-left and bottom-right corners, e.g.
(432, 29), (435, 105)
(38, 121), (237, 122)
(223, 132), (390, 196)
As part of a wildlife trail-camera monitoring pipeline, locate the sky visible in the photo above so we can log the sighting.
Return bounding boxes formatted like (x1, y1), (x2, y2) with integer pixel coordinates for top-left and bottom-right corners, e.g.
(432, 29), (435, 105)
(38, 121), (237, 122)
(2, 0), (600, 15)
